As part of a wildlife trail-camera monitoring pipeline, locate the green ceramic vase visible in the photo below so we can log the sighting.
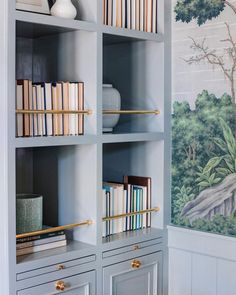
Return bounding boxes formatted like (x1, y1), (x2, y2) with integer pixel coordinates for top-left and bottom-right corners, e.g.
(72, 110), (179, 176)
(16, 194), (43, 234)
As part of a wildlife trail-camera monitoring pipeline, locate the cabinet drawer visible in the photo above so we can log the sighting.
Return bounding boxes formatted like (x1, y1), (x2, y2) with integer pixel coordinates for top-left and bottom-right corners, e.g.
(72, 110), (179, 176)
(103, 252), (162, 295)
(17, 254), (96, 281)
(102, 238), (162, 262)
(17, 270), (95, 295)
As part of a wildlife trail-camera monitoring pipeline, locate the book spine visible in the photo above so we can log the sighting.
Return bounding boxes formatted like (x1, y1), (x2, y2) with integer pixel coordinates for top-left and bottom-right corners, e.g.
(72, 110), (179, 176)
(23, 80), (30, 137)
(16, 82), (23, 137)
(16, 230), (65, 244)
(16, 234), (66, 250)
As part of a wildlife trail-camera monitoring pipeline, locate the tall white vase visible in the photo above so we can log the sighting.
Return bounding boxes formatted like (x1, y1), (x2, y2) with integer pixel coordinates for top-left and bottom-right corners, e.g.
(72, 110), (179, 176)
(51, 0), (77, 19)
(103, 84), (121, 133)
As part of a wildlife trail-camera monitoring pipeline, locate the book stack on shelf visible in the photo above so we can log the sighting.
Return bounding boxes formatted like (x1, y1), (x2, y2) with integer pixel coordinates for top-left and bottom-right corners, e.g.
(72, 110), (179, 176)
(103, 176), (152, 237)
(103, 0), (158, 33)
(16, 80), (85, 138)
(16, 229), (67, 256)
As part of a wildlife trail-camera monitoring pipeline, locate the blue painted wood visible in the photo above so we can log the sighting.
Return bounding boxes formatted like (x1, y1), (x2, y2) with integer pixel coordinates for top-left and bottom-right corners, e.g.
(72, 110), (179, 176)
(103, 252), (162, 295)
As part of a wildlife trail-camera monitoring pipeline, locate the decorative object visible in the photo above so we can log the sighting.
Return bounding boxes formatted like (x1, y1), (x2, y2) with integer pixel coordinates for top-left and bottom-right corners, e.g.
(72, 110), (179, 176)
(16, 0), (50, 14)
(103, 84), (121, 132)
(16, 194), (43, 234)
(51, 0), (77, 19)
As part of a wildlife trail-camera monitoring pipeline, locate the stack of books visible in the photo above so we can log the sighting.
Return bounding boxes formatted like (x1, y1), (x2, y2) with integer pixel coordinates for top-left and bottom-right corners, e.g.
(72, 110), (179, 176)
(16, 80), (85, 137)
(16, 229), (67, 256)
(103, 175), (151, 237)
(103, 0), (158, 33)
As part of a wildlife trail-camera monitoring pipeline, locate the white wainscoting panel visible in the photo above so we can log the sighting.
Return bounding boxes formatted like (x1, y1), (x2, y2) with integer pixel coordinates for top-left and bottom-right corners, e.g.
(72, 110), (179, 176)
(168, 226), (236, 295)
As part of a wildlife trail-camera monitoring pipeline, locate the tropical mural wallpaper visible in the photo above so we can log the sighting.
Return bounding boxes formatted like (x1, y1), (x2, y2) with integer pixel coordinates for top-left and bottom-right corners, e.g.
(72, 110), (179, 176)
(172, 0), (236, 236)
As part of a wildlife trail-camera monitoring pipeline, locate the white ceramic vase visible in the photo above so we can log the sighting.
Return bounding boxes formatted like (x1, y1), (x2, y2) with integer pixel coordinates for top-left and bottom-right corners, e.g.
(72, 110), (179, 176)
(51, 0), (77, 19)
(103, 84), (121, 133)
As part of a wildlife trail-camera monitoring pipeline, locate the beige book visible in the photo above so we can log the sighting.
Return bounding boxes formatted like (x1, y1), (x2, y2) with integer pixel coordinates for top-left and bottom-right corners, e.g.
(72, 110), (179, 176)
(146, 0), (152, 33)
(22, 80), (30, 137)
(16, 81), (23, 137)
(116, 0), (122, 27)
(62, 82), (70, 136)
(152, 0), (157, 33)
(32, 85), (38, 137)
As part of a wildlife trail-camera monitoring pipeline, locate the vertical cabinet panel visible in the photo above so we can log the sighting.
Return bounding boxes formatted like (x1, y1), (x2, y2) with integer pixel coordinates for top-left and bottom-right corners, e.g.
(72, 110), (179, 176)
(169, 249), (191, 295)
(192, 254), (217, 295)
(103, 252), (162, 295)
(17, 271), (95, 295)
(217, 259), (236, 295)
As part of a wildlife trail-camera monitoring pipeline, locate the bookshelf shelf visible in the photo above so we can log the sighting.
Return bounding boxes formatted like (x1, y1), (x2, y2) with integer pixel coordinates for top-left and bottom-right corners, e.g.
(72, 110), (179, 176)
(15, 11), (97, 38)
(15, 135), (97, 148)
(101, 132), (164, 144)
(102, 25), (164, 43)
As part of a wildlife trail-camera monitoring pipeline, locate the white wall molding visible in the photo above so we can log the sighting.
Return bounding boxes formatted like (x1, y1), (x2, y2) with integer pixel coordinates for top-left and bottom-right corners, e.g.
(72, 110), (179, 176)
(168, 226), (236, 295)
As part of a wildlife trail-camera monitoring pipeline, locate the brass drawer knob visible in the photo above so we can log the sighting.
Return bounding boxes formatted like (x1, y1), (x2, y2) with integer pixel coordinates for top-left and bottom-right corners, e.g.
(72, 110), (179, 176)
(131, 259), (142, 269)
(57, 264), (65, 270)
(55, 280), (66, 291)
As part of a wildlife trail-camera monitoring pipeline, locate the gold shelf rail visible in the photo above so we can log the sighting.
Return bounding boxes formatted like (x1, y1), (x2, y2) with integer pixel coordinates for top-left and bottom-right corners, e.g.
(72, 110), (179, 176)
(102, 207), (160, 222)
(16, 219), (93, 239)
(103, 110), (160, 115)
(16, 109), (93, 115)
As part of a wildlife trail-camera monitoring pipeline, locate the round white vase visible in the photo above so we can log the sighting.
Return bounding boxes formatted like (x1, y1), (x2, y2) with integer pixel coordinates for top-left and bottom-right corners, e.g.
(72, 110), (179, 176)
(103, 84), (121, 133)
(51, 0), (77, 19)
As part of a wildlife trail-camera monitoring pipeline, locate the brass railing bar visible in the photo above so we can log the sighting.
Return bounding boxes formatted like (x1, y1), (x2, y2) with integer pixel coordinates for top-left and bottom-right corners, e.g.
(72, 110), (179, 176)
(16, 220), (93, 239)
(102, 207), (160, 222)
(16, 109), (93, 115)
(103, 110), (160, 115)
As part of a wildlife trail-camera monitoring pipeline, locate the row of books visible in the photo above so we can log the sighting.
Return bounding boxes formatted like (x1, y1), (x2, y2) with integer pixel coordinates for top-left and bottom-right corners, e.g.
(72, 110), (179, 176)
(103, 175), (151, 237)
(16, 229), (66, 256)
(16, 80), (85, 137)
(103, 0), (158, 33)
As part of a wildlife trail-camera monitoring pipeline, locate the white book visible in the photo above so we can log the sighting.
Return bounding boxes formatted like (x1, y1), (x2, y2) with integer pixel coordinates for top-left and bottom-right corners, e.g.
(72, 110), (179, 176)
(29, 81), (33, 137)
(16, 240), (67, 256)
(32, 86), (38, 137)
(41, 86), (46, 136)
(127, 0), (131, 29)
(36, 85), (43, 136)
(140, 0), (144, 31)
(69, 83), (76, 135)
(57, 83), (63, 136)
(102, 189), (107, 237)
(152, 0), (157, 33)
(123, 190), (127, 232)
(131, 0), (136, 30)
(112, 0), (117, 26)
(127, 184), (131, 230)
(16, 84), (23, 137)
(74, 83), (79, 135)
(44, 83), (53, 136)
(146, 0), (152, 33)
(122, 0), (126, 28)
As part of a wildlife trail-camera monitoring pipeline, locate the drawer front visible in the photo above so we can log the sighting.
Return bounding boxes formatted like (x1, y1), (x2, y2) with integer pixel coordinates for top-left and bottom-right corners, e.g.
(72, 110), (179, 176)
(17, 255), (96, 281)
(103, 252), (162, 295)
(103, 237), (162, 259)
(17, 270), (95, 295)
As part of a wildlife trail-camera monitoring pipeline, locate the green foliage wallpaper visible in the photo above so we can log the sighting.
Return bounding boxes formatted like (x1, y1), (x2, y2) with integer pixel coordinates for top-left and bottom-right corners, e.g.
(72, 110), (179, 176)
(172, 0), (236, 236)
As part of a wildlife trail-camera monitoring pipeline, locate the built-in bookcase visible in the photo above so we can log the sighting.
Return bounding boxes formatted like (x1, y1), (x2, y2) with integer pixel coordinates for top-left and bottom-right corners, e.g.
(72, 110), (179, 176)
(1, 0), (171, 293)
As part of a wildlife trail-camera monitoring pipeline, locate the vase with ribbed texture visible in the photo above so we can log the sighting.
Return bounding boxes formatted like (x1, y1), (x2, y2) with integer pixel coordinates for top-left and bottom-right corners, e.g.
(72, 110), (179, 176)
(51, 0), (77, 19)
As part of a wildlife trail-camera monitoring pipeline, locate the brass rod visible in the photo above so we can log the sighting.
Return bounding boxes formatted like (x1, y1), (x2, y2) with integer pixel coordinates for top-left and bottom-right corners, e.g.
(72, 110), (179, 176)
(16, 220), (93, 239)
(102, 207), (160, 222)
(16, 109), (93, 115)
(103, 110), (160, 115)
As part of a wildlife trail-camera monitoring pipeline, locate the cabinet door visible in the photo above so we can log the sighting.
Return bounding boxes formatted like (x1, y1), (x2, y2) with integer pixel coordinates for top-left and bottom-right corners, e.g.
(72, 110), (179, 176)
(17, 271), (95, 295)
(103, 252), (162, 295)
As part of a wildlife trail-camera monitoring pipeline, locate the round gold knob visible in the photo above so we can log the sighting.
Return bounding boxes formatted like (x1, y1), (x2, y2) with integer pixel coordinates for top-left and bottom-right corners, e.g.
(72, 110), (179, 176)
(55, 280), (66, 291)
(57, 264), (65, 270)
(131, 259), (142, 269)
